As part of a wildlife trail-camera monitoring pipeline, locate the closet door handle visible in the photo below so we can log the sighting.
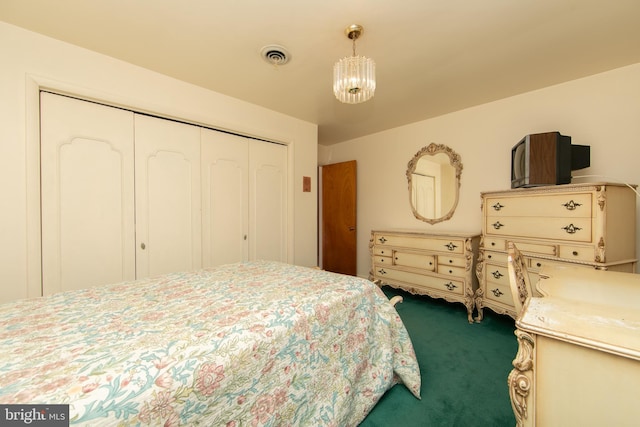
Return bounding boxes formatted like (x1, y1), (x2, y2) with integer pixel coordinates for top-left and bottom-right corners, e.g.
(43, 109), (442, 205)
(140, 243), (146, 250)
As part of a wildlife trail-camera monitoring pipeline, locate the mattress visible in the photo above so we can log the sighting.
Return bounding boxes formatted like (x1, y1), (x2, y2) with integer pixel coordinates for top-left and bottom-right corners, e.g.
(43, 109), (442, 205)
(0, 260), (421, 426)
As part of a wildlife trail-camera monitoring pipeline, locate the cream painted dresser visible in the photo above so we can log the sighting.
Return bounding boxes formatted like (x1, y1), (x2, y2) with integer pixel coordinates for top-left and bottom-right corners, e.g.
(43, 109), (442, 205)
(370, 230), (480, 323)
(509, 265), (640, 427)
(475, 182), (637, 321)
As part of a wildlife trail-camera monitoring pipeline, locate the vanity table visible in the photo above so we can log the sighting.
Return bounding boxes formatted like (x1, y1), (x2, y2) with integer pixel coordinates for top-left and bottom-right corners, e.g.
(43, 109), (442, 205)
(509, 265), (640, 426)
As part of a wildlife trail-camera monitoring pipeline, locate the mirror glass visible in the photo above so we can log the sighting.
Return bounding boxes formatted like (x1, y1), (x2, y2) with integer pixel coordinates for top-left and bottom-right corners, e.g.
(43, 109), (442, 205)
(406, 143), (462, 224)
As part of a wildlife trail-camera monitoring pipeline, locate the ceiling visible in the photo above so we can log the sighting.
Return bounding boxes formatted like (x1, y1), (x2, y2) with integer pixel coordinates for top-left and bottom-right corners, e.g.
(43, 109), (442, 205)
(2, 1), (640, 145)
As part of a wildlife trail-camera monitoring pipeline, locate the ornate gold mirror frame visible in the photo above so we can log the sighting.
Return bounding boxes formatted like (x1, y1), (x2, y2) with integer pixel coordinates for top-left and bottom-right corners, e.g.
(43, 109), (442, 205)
(406, 143), (463, 224)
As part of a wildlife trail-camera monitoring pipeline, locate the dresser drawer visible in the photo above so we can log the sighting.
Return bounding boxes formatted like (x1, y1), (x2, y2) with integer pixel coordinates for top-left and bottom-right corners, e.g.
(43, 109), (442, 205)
(482, 237), (556, 257)
(393, 251), (436, 270)
(437, 255), (467, 268)
(377, 267), (465, 296)
(484, 281), (515, 306)
(512, 240), (558, 257)
(373, 255), (392, 266)
(437, 264), (466, 278)
(484, 193), (592, 218)
(558, 244), (596, 263)
(483, 250), (507, 265)
(485, 216), (592, 242)
(373, 246), (392, 257)
(484, 237), (506, 251)
(373, 233), (466, 254)
(528, 256), (594, 273)
(483, 263), (509, 287)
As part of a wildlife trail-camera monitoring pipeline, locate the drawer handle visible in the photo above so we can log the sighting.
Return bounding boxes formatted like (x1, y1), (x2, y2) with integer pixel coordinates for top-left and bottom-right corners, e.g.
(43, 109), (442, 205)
(378, 237), (387, 244)
(448, 259), (454, 263)
(487, 254), (493, 259)
(377, 268), (387, 275)
(492, 221), (504, 230)
(444, 242), (458, 251)
(444, 282), (457, 291)
(572, 251), (579, 256)
(536, 262), (542, 267)
(492, 202), (504, 211)
(491, 288), (504, 298)
(562, 224), (582, 234)
(492, 270), (503, 279)
(562, 200), (582, 211)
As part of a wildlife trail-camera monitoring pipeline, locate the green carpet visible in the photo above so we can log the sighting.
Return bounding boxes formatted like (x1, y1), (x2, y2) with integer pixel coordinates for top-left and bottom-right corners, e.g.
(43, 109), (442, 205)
(360, 286), (518, 427)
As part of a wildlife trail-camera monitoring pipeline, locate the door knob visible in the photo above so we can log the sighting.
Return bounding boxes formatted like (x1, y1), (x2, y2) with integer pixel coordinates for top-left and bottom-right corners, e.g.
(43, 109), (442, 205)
(140, 243), (146, 250)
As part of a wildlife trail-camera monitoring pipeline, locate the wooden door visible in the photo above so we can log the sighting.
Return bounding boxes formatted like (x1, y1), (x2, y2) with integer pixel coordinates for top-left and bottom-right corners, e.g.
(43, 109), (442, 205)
(134, 114), (202, 278)
(40, 92), (136, 294)
(249, 140), (288, 262)
(201, 129), (249, 266)
(322, 160), (357, 275)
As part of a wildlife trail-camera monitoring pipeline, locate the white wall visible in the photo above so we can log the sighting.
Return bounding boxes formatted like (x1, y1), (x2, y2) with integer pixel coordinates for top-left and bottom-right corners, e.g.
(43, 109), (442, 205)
(320, 63), (640, 279)
(0, 22), (318, 302)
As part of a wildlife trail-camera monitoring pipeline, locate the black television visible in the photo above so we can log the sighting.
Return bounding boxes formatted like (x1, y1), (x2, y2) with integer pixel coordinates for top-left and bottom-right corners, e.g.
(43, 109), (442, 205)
(511, 132), (590, 189)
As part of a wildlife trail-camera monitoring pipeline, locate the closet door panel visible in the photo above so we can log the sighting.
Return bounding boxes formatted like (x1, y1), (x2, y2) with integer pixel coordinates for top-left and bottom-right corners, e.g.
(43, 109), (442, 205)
(250, 141), (287, 262)
(40, 93), (135, 294)
(134, 115), (201, 278)
(201, 129), (249, 267)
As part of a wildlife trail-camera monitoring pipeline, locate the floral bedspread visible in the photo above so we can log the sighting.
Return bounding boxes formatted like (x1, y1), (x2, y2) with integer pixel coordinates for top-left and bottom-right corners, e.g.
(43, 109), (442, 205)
(0, 261), (420, 426)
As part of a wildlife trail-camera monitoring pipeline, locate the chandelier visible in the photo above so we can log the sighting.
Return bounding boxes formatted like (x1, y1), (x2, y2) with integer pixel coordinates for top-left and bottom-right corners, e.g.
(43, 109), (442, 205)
(333, 24), (376, 104)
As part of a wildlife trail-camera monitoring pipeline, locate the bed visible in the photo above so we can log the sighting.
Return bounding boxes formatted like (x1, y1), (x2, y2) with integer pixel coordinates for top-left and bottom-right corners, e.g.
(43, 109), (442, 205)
(0, 260), (421, 426)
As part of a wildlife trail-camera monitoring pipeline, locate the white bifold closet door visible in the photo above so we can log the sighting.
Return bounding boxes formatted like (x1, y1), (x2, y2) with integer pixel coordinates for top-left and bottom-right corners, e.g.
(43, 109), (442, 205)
(249, 139), (287, 262)
(41, 93), (136, 294)
(201, 129), (287, 267)
(134, 114), (201, 278)
(41, 92), (285, 295)
(40, 93), (201, 295)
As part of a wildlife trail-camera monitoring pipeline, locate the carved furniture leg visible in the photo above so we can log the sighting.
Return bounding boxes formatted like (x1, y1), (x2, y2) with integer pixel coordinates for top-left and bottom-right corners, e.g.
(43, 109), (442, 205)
(464, 287), (475, 323)
(508, 329), (535, 427)
(474, 288), (484, 322)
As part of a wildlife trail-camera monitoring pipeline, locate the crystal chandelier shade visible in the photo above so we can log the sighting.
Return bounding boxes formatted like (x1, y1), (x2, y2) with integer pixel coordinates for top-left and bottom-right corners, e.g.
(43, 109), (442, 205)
(333, 24), (376, 104)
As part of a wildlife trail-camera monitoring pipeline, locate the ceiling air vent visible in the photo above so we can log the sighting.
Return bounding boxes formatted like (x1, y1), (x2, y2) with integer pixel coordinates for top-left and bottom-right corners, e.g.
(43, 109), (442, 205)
(260, 45), (291, 66)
